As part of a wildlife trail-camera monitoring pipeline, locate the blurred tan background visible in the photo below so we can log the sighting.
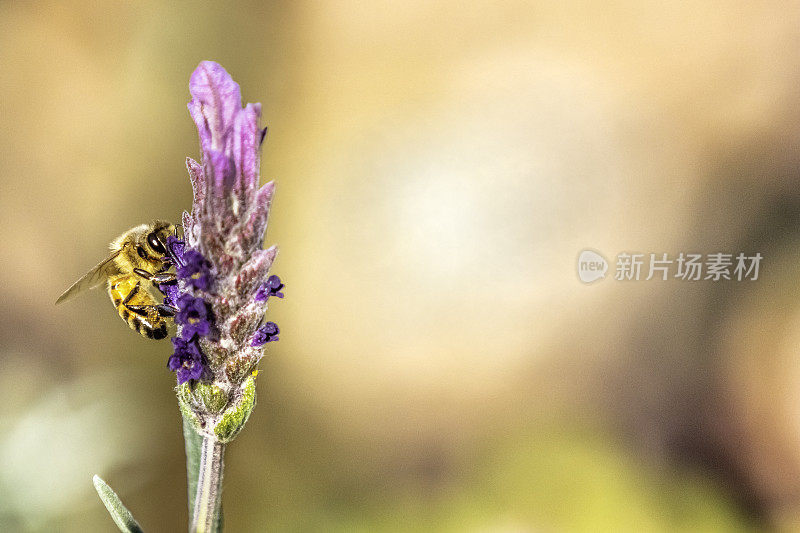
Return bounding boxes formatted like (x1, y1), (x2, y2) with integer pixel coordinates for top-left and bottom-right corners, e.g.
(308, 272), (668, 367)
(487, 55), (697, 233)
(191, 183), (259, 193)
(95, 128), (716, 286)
(3, 1), (800, 531)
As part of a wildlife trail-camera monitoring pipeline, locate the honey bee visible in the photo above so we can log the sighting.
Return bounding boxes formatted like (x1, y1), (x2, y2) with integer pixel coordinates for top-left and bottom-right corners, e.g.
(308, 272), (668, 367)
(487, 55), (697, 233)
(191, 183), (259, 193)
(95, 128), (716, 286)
(56, 220), (179, 339)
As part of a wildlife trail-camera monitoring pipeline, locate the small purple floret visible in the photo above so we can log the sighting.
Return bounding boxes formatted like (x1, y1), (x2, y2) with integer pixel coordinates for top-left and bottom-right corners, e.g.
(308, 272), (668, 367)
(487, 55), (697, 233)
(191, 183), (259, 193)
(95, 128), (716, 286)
(160, 283), (179, 308)
(166, 236), (186, 268)
(251, 321), (279, 346)
(254, 275), (284, 301)
(175, 293), (212, 339)
(169, 336), (208, 384)
(164, 239), (213, 330)
(163, 235), (215, 381)
(177, 249), (213, 290)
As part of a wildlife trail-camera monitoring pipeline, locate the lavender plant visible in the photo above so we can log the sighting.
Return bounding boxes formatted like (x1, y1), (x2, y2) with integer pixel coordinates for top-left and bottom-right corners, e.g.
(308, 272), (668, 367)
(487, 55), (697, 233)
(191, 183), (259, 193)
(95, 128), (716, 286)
(93, 61), (282, 533)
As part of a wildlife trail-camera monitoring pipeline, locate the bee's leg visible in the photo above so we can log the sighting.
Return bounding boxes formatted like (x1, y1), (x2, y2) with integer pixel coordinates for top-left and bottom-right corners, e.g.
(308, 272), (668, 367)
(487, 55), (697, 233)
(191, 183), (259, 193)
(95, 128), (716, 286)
(152, 272), (177, 284)
(123, 282), (177, 319)
(153, 276), (177, 299)
(127, 303), (174, 316)
(133, 268), (151, 279)
(134, 268), (177, 294)
(156, 304), (177, 317)
(128, 303), (176, 319)
(125, 304), (150, 317)
(122, 281), (141, 306)
(122, 283), (154, 319)
(134, 268), (176, 284)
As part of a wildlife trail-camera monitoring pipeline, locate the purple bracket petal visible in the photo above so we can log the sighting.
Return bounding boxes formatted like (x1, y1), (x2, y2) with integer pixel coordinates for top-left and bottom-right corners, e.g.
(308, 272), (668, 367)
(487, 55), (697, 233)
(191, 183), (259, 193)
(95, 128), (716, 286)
(235, 246), (277, 299)
(205, 148), (235, 206)
(181, 210), (195, 245)
(186, 157), (205, 207)
(188, 61), (242, 153)
(244, 181), (274, 249)
(236, 103), (262, 194)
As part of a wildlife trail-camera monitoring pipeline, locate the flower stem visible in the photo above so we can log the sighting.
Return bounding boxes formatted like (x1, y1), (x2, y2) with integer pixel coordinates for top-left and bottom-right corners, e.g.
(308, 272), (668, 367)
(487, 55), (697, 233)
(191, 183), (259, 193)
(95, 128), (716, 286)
(191, 435), (225, 533)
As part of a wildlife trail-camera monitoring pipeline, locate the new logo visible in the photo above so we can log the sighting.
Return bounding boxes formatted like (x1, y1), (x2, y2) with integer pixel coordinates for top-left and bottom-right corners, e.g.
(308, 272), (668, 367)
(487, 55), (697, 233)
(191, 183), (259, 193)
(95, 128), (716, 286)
(577, 249), (608, 283)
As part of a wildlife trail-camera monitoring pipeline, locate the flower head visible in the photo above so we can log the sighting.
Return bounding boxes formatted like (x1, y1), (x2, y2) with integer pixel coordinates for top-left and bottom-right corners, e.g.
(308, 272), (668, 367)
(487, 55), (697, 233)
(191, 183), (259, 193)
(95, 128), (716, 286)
(168, 61), (283, 442)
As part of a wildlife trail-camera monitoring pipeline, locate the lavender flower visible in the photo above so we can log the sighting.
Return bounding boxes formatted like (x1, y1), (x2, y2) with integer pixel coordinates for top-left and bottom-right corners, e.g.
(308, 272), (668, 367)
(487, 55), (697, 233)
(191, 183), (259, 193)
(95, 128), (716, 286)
(168, 336), (209, 383)
(160, 282), (179, 308)
(159, 235), (186, 310)
(178, 249), (213, 290)
(251, 321), (279, 346)
(254, 274), (284, 301)
(171, 61), (281, 450)
(175, 293), (212, 340)
(167, 235), (186, 268)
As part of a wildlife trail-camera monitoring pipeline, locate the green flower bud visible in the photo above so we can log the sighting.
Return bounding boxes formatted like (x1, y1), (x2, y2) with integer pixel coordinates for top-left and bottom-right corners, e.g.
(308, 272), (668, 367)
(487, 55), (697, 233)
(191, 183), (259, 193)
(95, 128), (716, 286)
(178, 382), (228, 414)
(213, 374), (257, 443)
(195, 383), (229, 413)
(178, 374), (258, 442)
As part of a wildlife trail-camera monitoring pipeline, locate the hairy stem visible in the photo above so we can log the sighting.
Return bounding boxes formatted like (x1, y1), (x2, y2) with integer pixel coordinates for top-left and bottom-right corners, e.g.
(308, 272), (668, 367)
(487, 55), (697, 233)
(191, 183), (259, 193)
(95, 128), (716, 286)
(191, 436), (225, 533)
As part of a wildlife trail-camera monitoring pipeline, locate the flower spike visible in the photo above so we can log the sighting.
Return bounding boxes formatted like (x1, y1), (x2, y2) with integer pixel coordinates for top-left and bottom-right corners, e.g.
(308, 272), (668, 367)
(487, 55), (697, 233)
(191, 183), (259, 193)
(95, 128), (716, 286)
(166, 61), (283, 438)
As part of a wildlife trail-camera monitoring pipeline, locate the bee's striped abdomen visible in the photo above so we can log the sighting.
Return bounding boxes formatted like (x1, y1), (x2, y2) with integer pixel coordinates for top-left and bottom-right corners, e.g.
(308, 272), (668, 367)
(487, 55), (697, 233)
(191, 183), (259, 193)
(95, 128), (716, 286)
(108, 275), (169, 340)
(141, 320), (168, 339)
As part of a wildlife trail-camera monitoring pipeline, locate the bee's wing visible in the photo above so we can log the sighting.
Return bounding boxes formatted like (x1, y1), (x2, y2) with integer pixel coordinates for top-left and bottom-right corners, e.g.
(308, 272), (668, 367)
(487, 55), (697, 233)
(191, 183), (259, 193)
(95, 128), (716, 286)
(55, 252), (122, 305)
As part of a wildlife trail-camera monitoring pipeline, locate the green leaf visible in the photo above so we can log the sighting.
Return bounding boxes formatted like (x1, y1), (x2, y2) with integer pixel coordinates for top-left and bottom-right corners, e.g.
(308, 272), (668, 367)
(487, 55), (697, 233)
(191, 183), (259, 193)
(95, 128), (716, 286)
(183, 413), (203, 518)
(92, 475), (144, 533)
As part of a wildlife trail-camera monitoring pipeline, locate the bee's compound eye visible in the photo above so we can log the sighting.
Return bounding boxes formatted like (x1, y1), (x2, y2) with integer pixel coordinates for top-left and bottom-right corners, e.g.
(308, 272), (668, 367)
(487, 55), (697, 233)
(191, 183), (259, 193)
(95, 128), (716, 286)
(147, 232), (166, 255)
